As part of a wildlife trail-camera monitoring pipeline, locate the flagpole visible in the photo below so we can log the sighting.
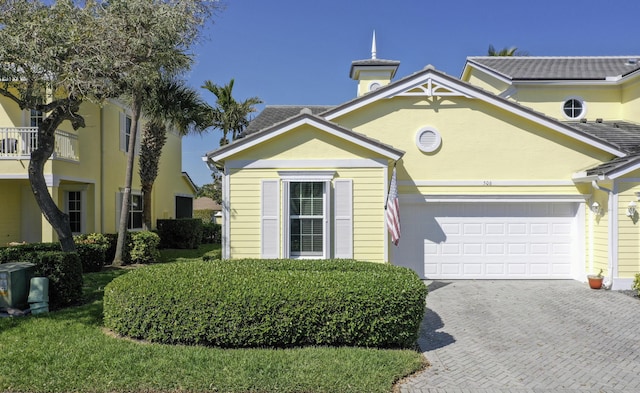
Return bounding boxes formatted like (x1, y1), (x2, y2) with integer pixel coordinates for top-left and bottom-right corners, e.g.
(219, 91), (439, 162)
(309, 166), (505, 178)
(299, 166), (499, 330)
(385, 161), (397, 209)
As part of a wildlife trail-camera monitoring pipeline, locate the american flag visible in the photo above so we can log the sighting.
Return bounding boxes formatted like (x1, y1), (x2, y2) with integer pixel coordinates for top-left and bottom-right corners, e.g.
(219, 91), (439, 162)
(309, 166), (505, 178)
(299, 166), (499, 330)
(386, 166), (401, 246)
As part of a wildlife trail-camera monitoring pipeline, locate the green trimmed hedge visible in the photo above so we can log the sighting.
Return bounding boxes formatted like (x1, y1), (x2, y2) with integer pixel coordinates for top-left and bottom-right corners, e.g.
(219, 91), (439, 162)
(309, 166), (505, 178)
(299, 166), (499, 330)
(156, 219), (202, 249)
(103, 259), (427, 349)
(32, 252), (83, 309)
(0, 247), (83, 309)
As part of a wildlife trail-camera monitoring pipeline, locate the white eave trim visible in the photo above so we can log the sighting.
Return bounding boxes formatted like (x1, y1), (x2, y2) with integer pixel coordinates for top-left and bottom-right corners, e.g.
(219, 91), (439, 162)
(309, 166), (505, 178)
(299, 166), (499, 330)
(400, 194), (587, 203)
(462, 60), (514, 85)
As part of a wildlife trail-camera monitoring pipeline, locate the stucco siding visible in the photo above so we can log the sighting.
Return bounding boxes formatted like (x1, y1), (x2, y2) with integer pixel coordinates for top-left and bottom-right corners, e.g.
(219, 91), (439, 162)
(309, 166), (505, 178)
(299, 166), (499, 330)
(513, 85), (623, 121)
(335, 96), (612, 185)
(0, 180), (22, 243)
(622, 76), (640, 123)
(462, 68), (511, 94)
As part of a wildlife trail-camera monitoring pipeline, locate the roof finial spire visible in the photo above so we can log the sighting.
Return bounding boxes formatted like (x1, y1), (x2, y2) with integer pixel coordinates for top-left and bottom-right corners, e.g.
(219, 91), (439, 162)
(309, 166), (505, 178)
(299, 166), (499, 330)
(371, 30), (377, 60)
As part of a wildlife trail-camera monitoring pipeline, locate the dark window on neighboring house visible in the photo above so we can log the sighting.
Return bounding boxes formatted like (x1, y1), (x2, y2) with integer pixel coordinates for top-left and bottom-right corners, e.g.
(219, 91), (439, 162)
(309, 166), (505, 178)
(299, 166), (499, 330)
(176, 196), (193, 219)
(67, 191), (82, 233)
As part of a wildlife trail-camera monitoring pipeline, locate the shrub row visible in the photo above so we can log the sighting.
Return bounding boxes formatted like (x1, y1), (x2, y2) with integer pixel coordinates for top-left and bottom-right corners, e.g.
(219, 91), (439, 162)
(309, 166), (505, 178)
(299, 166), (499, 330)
(75, 231), (160, 265)
(103, 259), (428, 349)
(0, 246), (82, 309)
(0, 241), (106, 273)
(156, 218), (202, 249)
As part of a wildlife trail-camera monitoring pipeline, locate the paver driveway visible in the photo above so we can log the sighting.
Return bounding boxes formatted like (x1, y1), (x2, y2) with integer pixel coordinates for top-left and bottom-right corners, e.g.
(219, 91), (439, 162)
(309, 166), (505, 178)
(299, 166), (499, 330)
(398, 280), (640, 393)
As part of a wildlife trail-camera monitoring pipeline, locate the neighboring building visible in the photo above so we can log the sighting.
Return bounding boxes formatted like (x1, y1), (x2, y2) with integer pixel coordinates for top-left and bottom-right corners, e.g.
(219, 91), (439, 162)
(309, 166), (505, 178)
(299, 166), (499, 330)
(0, 98), (196, 244)
(193, 196), (222, 224)
(204, 42), (640, 289)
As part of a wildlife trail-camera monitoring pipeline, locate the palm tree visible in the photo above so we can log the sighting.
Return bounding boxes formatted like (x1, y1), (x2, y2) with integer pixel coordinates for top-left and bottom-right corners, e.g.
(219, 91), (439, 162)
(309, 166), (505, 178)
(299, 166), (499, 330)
(487, 45), (528, 56)
(139, 77), (211, 230)
(202, 79), (262, 145)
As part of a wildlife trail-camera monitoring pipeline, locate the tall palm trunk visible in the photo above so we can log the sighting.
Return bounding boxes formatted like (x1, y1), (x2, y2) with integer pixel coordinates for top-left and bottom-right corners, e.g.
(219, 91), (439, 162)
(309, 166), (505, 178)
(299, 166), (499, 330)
(140, 120), (167, 230)
(113, 97), (142, 266)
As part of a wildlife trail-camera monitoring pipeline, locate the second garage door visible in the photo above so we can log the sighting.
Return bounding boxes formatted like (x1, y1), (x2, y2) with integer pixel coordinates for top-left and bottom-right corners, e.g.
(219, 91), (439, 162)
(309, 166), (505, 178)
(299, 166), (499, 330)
(392, 201), (582, 279)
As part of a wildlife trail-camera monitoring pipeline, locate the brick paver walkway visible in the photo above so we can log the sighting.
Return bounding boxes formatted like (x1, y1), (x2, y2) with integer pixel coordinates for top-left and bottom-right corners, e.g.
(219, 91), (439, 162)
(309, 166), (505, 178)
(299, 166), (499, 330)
(398, 280), (640, 393)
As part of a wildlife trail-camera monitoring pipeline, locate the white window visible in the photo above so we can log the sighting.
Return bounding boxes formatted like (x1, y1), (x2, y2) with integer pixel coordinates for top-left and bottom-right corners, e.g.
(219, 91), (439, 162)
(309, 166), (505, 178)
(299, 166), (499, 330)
(562, 97), (586, 120)
(289, 182), (325, 257)
(65, 190), (84, 234)
(119, 112), (140, 154)
(260, 171), (353, 260)
(116, 191), (143, 230)
(30, 110), (44, 127)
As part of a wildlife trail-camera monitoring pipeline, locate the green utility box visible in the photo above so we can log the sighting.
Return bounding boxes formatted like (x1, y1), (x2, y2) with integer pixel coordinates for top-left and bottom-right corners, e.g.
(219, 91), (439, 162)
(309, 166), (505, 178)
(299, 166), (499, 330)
(0, 262), (36, 309)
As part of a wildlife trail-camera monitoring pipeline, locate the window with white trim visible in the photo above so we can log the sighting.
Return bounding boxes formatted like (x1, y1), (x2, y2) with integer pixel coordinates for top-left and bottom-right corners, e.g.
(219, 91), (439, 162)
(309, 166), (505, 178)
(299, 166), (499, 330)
(562, 98), (586, 119)
(119, 112), (140, 154)
(260, 171), (353, 260)
(289, 182), (324, 256)
(66, 191), (83, 234)
(30, 110), (44, 127)
(117, 191), (143, 230)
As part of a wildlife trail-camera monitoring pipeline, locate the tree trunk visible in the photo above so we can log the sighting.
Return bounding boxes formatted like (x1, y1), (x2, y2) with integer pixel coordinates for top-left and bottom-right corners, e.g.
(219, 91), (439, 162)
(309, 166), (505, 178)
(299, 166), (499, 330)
(142, 182), (153, 230)
(113, 98), (142, 266)
(28, 106), (76, 252)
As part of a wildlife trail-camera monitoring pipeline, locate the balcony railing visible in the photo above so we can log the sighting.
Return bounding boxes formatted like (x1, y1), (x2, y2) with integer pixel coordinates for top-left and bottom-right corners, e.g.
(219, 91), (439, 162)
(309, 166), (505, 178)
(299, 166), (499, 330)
(0, 127), (79, 161)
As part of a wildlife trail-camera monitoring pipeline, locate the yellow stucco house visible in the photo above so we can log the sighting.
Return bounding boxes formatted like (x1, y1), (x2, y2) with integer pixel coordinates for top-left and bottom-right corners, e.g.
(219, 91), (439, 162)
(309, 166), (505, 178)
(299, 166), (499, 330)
(205, 49), (640, 290)
(0, 98), (196, 244)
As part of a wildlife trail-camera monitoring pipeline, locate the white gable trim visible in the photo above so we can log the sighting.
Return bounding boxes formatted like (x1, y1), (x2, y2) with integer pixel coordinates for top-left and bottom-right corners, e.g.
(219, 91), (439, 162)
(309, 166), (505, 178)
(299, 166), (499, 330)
(605, 160), (640, 180)
(226, 158), (387, 169)
(461, 60), (514, 85)
(324, 68), (626, 158)
(209, 116), (403, 162)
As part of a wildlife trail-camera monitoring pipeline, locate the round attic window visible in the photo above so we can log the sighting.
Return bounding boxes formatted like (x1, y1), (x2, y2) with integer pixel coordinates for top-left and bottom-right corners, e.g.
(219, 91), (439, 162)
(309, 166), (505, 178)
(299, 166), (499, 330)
(562, 97), (586, 120)
(369, 82), (381, 92)
(416, 127), (441, 153)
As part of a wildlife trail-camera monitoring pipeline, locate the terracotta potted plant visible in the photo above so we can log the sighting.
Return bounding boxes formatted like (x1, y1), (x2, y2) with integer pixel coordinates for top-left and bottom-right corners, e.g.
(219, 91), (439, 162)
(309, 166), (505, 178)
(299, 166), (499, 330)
(587, 269), (604, 289)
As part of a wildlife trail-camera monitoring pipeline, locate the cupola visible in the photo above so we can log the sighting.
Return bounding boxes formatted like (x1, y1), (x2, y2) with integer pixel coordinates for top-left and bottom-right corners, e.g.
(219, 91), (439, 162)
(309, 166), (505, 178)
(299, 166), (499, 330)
(349, 31), (400, 97)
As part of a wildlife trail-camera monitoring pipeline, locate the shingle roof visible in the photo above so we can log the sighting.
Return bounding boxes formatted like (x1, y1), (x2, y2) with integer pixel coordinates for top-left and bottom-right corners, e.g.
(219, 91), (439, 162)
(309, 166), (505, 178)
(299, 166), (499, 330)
(245, 105), (334, 134)
(565, 120), (640, 153)
(585, 152), (640, 176)
(467, 57), (640, 80)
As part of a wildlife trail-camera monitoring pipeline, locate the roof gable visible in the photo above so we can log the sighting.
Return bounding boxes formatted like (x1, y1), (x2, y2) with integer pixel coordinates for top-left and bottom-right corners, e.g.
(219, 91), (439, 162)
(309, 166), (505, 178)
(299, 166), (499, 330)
(320, 65), (626, 157)
(464, 56), (640, 83)
(206, 112), (404, 162)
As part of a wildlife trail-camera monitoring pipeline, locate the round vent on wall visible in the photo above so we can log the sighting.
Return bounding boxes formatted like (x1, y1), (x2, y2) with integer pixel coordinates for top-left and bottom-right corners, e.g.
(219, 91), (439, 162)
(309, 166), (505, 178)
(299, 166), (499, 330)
(416, 127), (441, 153)
(369, 82), (381, 92)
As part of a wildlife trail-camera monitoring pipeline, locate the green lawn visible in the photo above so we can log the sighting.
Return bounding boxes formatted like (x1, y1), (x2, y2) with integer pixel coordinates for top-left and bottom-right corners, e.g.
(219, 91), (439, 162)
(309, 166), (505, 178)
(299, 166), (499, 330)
(0, 245), (425, 393)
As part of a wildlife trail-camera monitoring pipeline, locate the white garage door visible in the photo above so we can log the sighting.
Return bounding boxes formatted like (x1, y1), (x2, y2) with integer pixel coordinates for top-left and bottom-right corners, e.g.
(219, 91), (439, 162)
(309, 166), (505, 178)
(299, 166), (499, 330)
(392, 202), (581, 279)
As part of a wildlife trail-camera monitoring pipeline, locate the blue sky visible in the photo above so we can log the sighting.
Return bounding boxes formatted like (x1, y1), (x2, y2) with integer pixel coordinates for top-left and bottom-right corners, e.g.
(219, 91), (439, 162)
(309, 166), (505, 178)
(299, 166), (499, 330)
(182, 0), (640, 186)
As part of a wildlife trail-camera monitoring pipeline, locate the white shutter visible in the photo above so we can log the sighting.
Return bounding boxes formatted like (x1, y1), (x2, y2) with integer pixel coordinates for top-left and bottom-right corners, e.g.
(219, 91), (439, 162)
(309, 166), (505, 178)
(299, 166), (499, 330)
(334, 179), (353, 259)
(261, 180), (280, 258)
(119, 112), (126, 151)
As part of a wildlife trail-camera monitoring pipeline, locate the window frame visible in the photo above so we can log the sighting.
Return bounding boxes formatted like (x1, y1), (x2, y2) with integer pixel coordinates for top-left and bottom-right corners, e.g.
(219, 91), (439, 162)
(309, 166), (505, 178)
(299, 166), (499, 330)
(116, 190), (144, 231)
(279, 171), (335, 259)
(562, 97), (586, 120)
(288, 182), (325, 257)
(62, 187), (87, 235)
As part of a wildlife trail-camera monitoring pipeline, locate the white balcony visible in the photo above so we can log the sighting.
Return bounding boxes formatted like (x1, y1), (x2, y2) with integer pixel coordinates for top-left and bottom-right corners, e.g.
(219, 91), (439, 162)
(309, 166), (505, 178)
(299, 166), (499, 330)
(0, 127), (79, 161)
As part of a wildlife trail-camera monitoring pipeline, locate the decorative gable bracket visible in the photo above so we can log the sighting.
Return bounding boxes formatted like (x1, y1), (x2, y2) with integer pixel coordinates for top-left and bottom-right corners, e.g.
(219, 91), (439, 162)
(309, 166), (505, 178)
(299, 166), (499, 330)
(396, 78), (472, 98)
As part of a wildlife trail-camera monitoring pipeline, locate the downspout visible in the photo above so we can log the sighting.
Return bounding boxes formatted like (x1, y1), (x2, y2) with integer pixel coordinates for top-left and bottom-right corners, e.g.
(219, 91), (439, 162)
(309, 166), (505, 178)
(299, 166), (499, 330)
(591, 180), (614, 289)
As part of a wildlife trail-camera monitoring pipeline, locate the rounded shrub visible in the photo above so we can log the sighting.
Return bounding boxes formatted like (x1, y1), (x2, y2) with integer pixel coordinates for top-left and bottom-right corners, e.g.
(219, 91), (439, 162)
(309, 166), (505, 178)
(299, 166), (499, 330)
(104, 259), (427, 349)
